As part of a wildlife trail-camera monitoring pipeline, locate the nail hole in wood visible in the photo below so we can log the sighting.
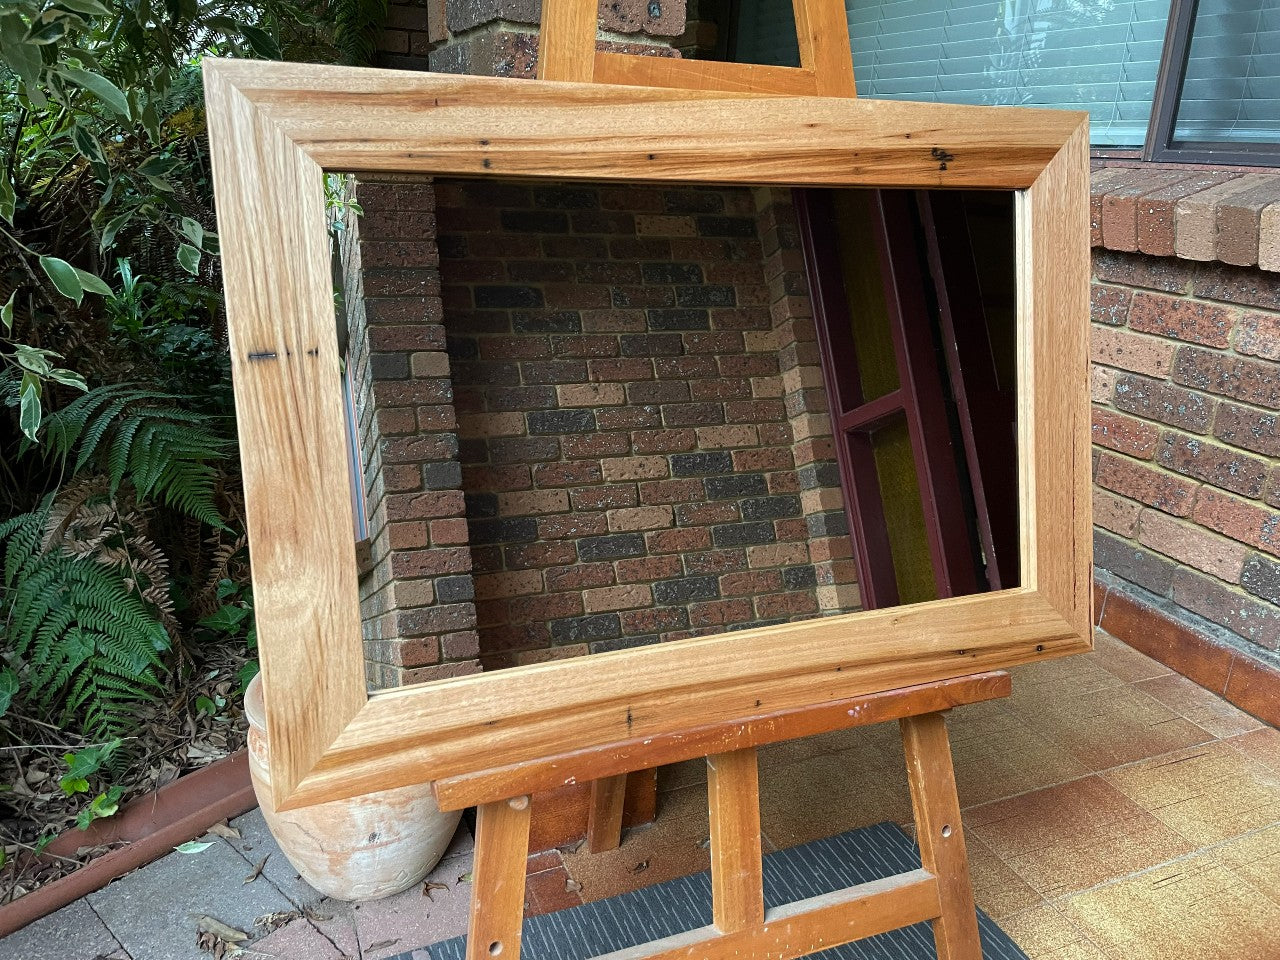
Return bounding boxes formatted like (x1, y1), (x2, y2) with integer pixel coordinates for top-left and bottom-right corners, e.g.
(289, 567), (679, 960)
(941, 824), (952, 838)
(489, 941), (503, 955)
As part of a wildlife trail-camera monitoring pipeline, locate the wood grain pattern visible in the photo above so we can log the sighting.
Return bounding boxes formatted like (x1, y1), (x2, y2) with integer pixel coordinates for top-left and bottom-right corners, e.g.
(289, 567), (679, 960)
(202, 62), (366, 804)
(467, 797), (532, 960)
(707, 749), (765, 932)
(592, 52), (821, 95)
(207, 60), (1081, 191)
(586, 774), (627, 854)
(592, 871), (939, 960)
(434, 673), (1010, 811)
(792, 0), (857, 97)
(536, 0), (596, 83)
(901, 714), (981, 960)
(201, 56), (1093, 813)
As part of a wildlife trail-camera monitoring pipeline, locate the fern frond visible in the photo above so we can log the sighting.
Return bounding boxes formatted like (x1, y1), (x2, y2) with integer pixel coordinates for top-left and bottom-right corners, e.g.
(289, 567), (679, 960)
(42, 384), (233, 528)
(0, 509), (171, 739)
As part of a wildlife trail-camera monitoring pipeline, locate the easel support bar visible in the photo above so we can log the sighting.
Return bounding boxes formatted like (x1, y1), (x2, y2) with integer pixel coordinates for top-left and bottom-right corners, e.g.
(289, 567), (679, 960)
(433, 672), (1010, 812)
(590, 869), (940, 960)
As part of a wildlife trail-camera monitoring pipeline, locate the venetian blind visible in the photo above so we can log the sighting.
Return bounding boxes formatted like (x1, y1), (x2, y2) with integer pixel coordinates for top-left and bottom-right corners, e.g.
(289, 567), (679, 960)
(1172, 0), (1280, 146)
(733, 0), (1174, 147)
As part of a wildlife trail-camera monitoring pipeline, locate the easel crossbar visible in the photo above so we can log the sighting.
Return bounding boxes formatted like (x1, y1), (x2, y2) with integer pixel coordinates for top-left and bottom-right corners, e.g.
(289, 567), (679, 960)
(433, 672), (1010, 811)
(591, 870), (941, 960)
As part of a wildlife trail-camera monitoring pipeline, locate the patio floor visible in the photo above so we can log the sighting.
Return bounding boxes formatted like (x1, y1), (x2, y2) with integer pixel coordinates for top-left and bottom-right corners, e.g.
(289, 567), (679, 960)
(5, 629), (1280, 960)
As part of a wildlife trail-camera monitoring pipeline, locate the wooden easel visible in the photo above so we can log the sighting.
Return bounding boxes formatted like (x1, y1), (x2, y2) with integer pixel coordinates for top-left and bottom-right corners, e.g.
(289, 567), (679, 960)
(430, 2), (1000, 958)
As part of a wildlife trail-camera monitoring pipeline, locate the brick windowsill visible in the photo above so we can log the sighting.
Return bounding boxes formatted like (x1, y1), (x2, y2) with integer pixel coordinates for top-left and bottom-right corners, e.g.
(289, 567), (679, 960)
(1091, 162), (1280, 273)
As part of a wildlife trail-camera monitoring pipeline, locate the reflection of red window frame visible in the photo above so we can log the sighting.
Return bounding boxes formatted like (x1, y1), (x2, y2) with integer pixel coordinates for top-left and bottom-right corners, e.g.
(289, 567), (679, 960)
(797, 188), (988, 609)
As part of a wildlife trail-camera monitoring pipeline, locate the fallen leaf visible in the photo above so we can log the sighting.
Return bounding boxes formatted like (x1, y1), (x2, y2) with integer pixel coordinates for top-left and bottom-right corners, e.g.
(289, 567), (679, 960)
(195, 915), (249, 958)
(631, 859), (650, 874)
(303, 906), (333, 922)
(422, 880), (449, 900)
(243, 854), (269, 884)
(207, 820), (241, 841)
(194, 916), (249, 943)
(366, 939), (399, 951)
(175, 840), (216, 855)
(254, 910), (300, 933)
(565, 879), (583, 893)
(456, 871), (473, 884)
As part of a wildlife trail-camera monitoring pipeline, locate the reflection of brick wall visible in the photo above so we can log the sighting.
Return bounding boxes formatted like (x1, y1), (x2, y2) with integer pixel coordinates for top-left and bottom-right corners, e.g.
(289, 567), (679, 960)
(1090, 166), (1280, 661)
(436, 179), (857, 669)
(343, 178), (482, 688)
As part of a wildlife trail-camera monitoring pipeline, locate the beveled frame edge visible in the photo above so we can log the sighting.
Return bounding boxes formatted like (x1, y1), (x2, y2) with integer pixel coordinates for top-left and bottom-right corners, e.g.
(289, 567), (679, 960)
(202, 58), (1092, 811)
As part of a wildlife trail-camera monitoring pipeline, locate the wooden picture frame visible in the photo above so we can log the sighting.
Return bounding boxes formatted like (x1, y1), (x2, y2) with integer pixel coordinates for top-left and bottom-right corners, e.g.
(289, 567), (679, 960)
(203, 57), (1092, 812)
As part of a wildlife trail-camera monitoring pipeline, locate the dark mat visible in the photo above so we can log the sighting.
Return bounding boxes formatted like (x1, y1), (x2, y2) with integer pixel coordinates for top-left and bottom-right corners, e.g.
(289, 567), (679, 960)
(393, 821), (1030, 960)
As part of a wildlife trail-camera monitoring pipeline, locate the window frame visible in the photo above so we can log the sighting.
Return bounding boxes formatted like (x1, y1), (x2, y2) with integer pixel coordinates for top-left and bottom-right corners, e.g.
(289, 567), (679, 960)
(725, 0), (1280, 168)
(1142, 0), (1280, 166)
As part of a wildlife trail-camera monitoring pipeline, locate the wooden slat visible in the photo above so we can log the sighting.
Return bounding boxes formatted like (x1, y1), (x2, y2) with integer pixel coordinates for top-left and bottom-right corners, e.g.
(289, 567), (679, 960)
(586, 774), (627, 854)
(792, 0), (857, 97)
(1023, 121), (1094, 639)
(594, 870), (939, 960)
(592, 52), (820, 96)
(202, 62), (367, 805)
(900, 714), (981, 960)
(536, 0), (597, 83)
(466, 797), (533, 960)
(433, 672), (1010, 811)
(211, 60), (1084, 192)
(707, 749), (765, 932)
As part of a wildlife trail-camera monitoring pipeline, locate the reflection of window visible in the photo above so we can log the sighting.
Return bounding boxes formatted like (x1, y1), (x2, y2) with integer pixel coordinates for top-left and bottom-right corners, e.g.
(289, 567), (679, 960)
(729, 0), (1278, 165)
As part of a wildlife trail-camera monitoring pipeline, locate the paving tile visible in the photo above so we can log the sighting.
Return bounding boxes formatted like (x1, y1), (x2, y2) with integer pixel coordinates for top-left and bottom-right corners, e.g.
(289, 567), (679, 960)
(1061, 851), (1280, 960)
(1089, 630), (1172, 684)
(561, 783), (711, 901)
(966, 835), (1043, 921)
(966, 776), (1195, 899)
(1005, 653), (1128, 715)
(228, 807), (327, 909)
(949, 705), (1090, 808)
(1000, 903), (1105, 960)
(758, 747), (913, 850)
(1229, 726), (1280, 776)
(1212, 823), (1280, 907)
(251, 914), (350, 959)
(525, 860), (583, 916)
(0, 899), (128, 960)
(1105, 740), (1280, 846)
(1006, 680), (1215, 771)
(351, 849), (473, 959)
(87, 839), (296, 960)
(1135, 672), (1263, 739)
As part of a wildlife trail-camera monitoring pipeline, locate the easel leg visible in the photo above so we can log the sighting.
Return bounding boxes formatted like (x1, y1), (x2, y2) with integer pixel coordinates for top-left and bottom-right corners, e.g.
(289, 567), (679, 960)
(900, 712), (982, 960)
(587, 774), (628, 853)
(707, 747), (765, 932)
(467, 796), (532, 960)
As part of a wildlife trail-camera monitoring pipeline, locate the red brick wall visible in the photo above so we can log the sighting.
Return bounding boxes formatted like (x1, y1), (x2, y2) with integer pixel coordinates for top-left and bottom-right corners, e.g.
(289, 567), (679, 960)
(1090, 245), (1280, 653)
(435, 178), (857, 669)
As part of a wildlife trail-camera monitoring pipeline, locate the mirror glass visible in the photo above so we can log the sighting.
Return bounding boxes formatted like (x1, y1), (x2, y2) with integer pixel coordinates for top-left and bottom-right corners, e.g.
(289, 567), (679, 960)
(331, 177), (1019, 685)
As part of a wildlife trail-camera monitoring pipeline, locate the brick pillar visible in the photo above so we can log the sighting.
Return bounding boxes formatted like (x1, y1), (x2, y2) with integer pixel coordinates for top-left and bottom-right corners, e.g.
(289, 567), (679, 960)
(428, 0), (686, 78)
(343, 178), (482, 688)
(754, 188), (862, 615)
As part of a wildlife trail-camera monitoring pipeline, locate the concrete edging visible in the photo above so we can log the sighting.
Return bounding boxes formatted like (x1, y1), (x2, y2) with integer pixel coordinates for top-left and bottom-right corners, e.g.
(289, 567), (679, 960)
(0, 749), (254, 938)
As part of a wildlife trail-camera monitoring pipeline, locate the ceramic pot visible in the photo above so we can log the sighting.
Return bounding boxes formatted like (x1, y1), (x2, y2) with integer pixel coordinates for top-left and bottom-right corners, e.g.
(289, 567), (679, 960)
(244, 673), (460, 901)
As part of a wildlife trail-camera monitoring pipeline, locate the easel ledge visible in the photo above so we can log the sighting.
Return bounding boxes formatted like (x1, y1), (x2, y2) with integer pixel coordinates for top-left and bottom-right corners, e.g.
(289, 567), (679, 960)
(441, 671), (1009, 960)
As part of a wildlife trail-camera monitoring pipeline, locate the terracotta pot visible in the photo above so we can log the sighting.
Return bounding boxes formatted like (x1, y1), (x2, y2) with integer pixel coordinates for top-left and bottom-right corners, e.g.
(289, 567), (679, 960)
(244, 673), (460, 901)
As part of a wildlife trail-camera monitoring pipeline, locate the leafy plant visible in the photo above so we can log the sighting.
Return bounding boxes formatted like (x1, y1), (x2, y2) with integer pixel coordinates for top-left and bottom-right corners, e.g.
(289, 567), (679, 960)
(42, 383), (233, 528)
(0, 510), (169, 738)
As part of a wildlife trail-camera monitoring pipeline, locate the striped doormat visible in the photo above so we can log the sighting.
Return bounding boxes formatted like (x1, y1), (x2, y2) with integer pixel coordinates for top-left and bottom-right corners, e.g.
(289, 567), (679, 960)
(394, 821), (1030, 960)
